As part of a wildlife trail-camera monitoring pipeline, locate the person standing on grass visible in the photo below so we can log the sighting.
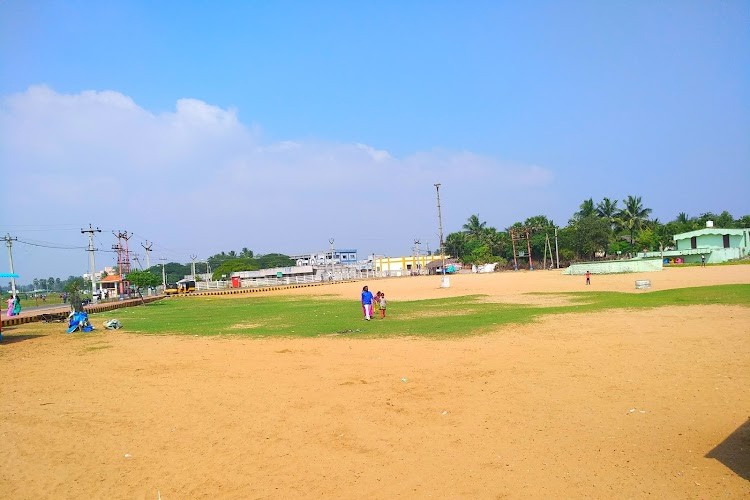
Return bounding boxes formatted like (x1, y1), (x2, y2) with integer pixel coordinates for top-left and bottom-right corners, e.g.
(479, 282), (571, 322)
(585, 270), (591, 285)
(701, 254), (706, 267)
(379, 292), (387, 319)
(361, 285), (374, 320)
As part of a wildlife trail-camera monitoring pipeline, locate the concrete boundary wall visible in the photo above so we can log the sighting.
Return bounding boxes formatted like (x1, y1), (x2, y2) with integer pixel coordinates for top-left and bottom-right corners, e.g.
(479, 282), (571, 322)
(563, 259), (663, 275)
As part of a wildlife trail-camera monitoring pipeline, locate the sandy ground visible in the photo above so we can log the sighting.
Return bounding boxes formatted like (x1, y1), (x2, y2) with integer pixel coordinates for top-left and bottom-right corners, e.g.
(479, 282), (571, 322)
(1, 266), (749, 499)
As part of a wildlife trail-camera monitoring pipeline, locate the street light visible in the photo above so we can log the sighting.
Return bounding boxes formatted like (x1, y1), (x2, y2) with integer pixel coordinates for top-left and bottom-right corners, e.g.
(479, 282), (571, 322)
(434, 183), (449, 288)
(159, 257), (166, 289)
(329, 238), (334, 282)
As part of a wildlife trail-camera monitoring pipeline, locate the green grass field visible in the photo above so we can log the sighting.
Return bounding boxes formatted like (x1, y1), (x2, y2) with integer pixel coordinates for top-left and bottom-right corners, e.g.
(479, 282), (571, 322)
(89, 284), (750, 338)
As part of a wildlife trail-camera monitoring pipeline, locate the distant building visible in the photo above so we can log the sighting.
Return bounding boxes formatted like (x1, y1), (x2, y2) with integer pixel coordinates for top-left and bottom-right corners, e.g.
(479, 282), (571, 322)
(82, 266), (118, 282)
(374, 254), (449, 276)
(292, 249), (359, 267)
(639, 223), (750, 264)
(671, 226), (749, 264)
(100, 274), (122, 296)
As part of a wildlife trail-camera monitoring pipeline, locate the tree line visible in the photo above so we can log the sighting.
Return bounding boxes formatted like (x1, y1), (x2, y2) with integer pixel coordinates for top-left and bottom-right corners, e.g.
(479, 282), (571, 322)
(444, 195), (749, 267)
(6, 198), (747, 293)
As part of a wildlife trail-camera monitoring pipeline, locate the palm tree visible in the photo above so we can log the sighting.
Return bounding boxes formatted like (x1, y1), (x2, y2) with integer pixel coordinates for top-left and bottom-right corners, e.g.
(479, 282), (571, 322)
(618, 195), (652, 246)
(596, 198), (619, 227)
(462, 214), (487, 240)
(445, 232), (467, 259)
(483, 227), (506, 257)
(573, 198), (596, 221)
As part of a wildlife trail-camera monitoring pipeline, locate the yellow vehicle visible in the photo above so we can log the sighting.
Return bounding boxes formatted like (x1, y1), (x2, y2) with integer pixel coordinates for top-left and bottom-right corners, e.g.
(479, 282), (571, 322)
(165, 279), (195, 295)
(177, 279), (196, 294)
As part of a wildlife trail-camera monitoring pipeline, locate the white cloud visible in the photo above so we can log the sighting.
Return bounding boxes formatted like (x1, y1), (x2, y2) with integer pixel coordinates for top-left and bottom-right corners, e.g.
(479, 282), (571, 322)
(0, 86), (555, 277)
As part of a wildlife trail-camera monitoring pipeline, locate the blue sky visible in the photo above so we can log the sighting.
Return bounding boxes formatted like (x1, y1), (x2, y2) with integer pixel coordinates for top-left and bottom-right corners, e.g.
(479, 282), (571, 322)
(1, 1), (748, 281)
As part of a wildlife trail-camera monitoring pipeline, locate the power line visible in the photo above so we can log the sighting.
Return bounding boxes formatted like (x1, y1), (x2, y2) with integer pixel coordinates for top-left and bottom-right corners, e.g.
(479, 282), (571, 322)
(16, 239), (87, 250)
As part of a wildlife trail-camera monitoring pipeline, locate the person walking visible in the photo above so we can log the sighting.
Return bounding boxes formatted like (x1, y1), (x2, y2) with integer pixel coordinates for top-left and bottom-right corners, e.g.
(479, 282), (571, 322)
(361, 285), (374, 320)
(373, 291), (382, 316)
(379, 292), (387, 318)
(701, 254), (706, 267)
(6, 295), (15, 317)
(11, 294), (21, 315)
(585, 270), (591, 285)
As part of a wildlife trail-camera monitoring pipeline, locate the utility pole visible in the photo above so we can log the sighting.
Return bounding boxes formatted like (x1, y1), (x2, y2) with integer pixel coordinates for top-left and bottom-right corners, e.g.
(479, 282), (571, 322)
(159, 257), (167, 289)
(3, 234), (18, 297)
(112, 231), (132, 296)
(329, 238), (334, 281)
(414, 239), (421, 274)
(190, 254), (197, 279)
(81, 224), (102, 303)
(434, 183), (449, 287)
(526, 227), (534, 271)
(554, 226), (560, 269)
(141, 241), (153, 269)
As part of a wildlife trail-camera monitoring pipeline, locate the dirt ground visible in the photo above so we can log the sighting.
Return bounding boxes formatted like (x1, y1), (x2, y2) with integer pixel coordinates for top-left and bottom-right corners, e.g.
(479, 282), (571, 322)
(1, 266), (749, 499)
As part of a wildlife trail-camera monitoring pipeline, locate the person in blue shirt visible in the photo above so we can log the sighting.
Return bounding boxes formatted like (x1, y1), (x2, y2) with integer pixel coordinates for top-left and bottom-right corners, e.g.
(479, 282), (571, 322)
(361, 285), (374, 320)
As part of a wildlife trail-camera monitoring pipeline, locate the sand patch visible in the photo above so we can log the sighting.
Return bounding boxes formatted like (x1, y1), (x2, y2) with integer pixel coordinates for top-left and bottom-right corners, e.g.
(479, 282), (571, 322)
(228, 322), (262, 329)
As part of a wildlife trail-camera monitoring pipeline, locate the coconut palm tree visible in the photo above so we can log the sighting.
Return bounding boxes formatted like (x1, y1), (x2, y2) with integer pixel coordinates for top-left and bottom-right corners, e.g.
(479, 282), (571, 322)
(618, 195), (652, 246)
(596, 198), (619, 227)
(445, 232), (467, 259)
(462, 214), (487, 240)
(573, 198), (596, 221)
(483, 227), (507, 257)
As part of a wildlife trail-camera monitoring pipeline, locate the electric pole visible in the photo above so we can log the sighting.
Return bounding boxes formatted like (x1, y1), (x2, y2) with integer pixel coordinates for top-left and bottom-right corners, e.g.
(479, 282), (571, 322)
(526, 227), (534, 271)
(81, 224), (102, 303)
(190, 254), (197, 279)
(3, 234), (18, 297)
(159, 257), (167, 289)
(434, 183), (449, 287)
(141, 241), (153, 269)
(112, 231), (132, 296)
(414, 238), (421, 274)
(329, 238), (334, 281)
(554, 226), (560, 269)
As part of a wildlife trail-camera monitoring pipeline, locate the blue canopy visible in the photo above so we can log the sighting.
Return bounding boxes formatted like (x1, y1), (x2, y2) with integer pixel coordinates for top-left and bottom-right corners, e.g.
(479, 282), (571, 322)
(0, 273), (19, 278)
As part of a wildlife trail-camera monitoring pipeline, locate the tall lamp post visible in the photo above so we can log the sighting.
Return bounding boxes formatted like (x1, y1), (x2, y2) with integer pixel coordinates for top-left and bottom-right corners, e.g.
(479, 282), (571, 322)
(434, 183), (450, 288)
(329, 238), (334, 282)
(159, 257), (166, 290)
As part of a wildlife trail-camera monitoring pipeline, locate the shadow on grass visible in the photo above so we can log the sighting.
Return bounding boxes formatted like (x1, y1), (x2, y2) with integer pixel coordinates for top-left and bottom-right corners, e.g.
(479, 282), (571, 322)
(706, 418), (750, 481)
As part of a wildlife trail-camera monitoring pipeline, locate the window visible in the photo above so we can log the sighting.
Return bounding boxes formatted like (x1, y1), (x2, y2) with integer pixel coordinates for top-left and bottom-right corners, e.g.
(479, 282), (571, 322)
(723, 234), (730, 248)
(691, 236), (697, 249)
